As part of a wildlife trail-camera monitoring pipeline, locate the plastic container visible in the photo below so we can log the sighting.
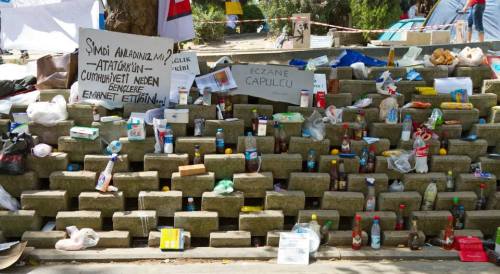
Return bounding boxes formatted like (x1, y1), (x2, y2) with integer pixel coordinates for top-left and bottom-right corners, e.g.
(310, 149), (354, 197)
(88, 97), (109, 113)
(401, 114), (412, 141)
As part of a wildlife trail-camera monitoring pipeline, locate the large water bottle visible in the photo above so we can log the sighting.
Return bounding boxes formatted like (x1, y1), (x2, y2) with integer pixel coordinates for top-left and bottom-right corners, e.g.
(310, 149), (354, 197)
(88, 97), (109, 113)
(414, 136), (428, 173)
(401, 114), (413, 142)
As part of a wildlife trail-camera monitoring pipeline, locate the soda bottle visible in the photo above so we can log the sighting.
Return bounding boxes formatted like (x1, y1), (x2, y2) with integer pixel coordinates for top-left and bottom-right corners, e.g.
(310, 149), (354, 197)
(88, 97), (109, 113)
(352, 214), (362, 250)
(387, 47), (395, 67)
(359, 147), (369, 173)
(371, 216), (381, 250)
(367, 145), (376, 173)
(414, 136), (428, 173)
(440, 131), (449, 155)
(408, 218), (421, 250)
(476, 183), (487, 210)
(443, 215), (455, 250)
(193, 145), (202, 165)
(104, 140), (122, 155)
(279, 124), (288, 153)
(164, 125), (174, 154)
(245, 132), (259, 173)
(306, 149), (317, 172)
(421, 180), (437, 210)
(341, 123), (351, 154)
(354, 111), (366, 140)
(456, 205), (465, 230)
(329, 160), (339, 191)
(185, 197), (196, 211)
(321, 220), (333, 244)
(401, 114), (412, 142)
(338, 160), (348, 191)
(451, 197), (461, 229)
(215, 128), (225, 154)
(251, 109), (259, 135)
(273, 121), (280, 153)
(309, 214), (321, 240)
(446, 170), (454, 192)
(365, 178), (376, 212)
(395, 204), (405, 230)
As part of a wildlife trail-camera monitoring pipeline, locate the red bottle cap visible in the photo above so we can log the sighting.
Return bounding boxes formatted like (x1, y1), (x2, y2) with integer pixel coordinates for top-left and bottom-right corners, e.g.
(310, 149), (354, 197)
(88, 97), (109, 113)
(355, 214), (361, 221)
(359, 110), (365, 116)
(369, 144), (376, 152)
(399, 204), (406, 209)
(480, 183), (486, 189)
(448, 215), (454, 222)
(374, 215), (380, 220)
(343, 123), (349, 129)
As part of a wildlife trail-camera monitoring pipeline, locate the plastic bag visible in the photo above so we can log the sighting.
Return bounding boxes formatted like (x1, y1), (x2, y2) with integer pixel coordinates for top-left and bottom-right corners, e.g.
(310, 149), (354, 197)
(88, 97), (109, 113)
(291, 223), (320, 254)
(349, 98), (372, 109)
(425, 108), (444, 130)
(26, 95), (67, 127)
(213, 180), (234, 195)
(0, 185), (20, 211)
(387, 151), (414, 174)
(406, 69), (423, 81)
(458, 47), (484, 67)
(396, 46), (423, 67)
(331, 49), (387, 68)
(55, 226), (100, 251)
(272, 112), (305, 123)
(379, 97), (399, 123)
(376, 71), (398, 96)
(323, 105), (343, 124)
(32, 143), (52, 158)
(304, 111), (325, 141)
(351, 62), (368, 80)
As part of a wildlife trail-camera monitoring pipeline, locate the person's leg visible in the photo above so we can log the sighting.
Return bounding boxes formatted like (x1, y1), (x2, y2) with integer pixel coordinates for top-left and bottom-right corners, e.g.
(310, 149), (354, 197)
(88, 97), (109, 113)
(474, 4), (486, 42)
(467, 7), (474, 43)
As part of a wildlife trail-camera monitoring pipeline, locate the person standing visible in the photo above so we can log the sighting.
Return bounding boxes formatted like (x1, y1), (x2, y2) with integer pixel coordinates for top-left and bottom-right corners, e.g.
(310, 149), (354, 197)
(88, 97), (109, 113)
(462, 0), (486, 42)
(408, 0), (424, 19)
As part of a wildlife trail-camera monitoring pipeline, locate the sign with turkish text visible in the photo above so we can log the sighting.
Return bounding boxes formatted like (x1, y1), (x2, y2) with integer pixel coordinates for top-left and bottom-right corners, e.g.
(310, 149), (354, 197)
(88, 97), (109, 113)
(171, 52), (200, 75)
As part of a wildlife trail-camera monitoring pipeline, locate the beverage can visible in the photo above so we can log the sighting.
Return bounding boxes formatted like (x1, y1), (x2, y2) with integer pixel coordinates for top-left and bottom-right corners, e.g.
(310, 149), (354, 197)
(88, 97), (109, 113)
(316, 91), (326, 109)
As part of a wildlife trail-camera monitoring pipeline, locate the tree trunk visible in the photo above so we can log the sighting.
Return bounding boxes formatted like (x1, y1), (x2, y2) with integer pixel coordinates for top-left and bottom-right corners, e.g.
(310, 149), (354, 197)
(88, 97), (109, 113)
(106, 0), (158, 36)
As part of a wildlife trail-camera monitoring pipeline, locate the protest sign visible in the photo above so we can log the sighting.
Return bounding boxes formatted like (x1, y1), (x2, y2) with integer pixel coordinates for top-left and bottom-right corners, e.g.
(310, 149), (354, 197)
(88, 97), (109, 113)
(232, 64), (314, 105)
(310, 35), (333, 48)
(277, 232), (310, 265)
(172, 52), (200, 75)
(313, 74), (327, 94)
(170, 71), (196, 103)
(195, 67), (237, 92)
(78, 28), (174, 106)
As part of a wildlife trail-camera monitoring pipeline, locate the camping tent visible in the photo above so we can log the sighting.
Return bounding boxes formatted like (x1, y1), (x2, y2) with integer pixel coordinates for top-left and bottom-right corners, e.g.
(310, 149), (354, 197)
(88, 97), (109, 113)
(425, 0), (500, 41)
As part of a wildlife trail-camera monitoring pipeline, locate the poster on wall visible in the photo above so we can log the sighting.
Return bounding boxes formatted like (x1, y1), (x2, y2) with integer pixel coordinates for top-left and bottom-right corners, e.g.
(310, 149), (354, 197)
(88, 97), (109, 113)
(78, 28), (174, 106)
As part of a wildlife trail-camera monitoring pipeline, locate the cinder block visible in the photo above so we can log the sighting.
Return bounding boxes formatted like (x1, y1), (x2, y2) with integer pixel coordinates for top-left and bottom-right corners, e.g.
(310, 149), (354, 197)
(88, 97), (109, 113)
(326, 93), (352, 108)
(402, 173), (447, 195)
(0, 210), (42, 238)
(56, 211), (102, 231)
(0, 172), (39, 198)
(79, 192), (125, 218)
(265, 191), (305, 216)
(58, 136), (102, 162)
(266, 121), (302, 139)
(258, 98), (287, 114)
(113, 171), (159, 198)
(171, 172), (215, 197)
(233, 104), (273, 127)
(176, 104), (217, 125)
(204, 120), (244, 144)
(398, 139), (441, 155)
(439, 229), (483, 240)
(368, 67), (406, 80)
(21, 190), (69, 217)
(28, 121), (74, 145)
(411, 211), (452, 236)
(378, 192), (422, 216)
(261, 154), (302, 179)
(411, 94), (451, 108)
(201, 192), (244, 218)
(210, 231), (251, 247)
(91, 120), (127, 143)
(430, 155), (472, 174)
(49, 171), (97, 198)
(435, 191), (477, 211)
(39, 89), (70, 102)
(356, 211), (397, 231)
(374, 156), (404, 180)
(119, 137), (155, 162)
(325, 123), (354, 147)
(347, 174), (389, 196)
(27, 152), (68, 179)
(22, 231), (66, 248)
(448, 139), (488, 161)
(465, 210), (500, 237)
(470, 93), (497, 117)
(266, 230), (285, 247)
(367, 94), (405, 107)
(470, 124), (500, 147)
(415, 67), (449, 85)
(487, 192), (500, 210)
(369, 123), (403, 146)
(321, 191), (364, 217)
(204, 154), (245, 180)
(84, 155), (129, 174)
(233, 172), (273, 198)
(67, 103), (98, 126)
(236, 136), (274, 154)
(383, 230), (426, 247)
(288, 173), (330, 197)
(288, 137), (330, 159)
(138, 191), (182, 218)
(435, 124), (463, 140)
(113, 211), (158, 237)
(144, 153), (189, 179)
(395, 81), (427, 101)
(175, 137), (216, 161)
(327, 230), (368, 247)
(148, 231), (191, 248)
(351, 139), (391, 156)
(400, 108), (433, 125)
(239, 210), (284, 237)
(482, 80), (500, 103)
(96, 231), (131, 248)
(335, 67), (354, 79)
(454, 66), (492, 89)
(456, 174), (497, 197)
(174, 211), (218, 238)
(318, 155), (360, 174)
(340, 80), (376, 101)
(480, 157), (500, 179)
(442, 109), (479, 131)
(297, 210), (340, 230)
(342, 108), (379, 123)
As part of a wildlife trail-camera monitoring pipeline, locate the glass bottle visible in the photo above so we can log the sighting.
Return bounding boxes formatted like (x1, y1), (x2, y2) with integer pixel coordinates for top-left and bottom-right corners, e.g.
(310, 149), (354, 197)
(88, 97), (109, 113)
(215, 128), (225, 154)
(365, 178), (376, 212)
(421, 180), (437, 211)
(395, 204), (405, 231)
(476, 183), (487, 210)
(338, 160), (348, 191)
(193, 144), (202, 165)
(321, 221), (333, 244)
(367, 145), (376, 173)
(371, 216), (381, 250)
(352, 214), (362, 250)
(306, 149), (317, 172)
(359, 147), (369, 173)
(446, 170), (454, 192)
(278, 124), (288, 153)
(354, 111), (365, 141)
(451, 197), (461, 229)
(329, 160), (339, 191)
(408, 218), (421, 250)
(251, 109), (259, 135)
(341, 123), (351, 154)
(273, 121), (280, 154)
(92, 106), (100, 122)
(387, 47), (395, 67)
(443, 215), (455, 250)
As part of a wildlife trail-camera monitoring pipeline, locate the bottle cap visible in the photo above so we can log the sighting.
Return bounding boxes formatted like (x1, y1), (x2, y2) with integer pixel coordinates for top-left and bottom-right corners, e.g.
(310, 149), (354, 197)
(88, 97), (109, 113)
(448, 170), (453, 175)
(399, 204), (406, 209)
(453, 197), (459, 204)
(343, 123), (349, 129)
(188, 197), (194, 202)
(331, 160), (337, 165)
(447, 215), (453, 222)
(355, 214), (361, 221)
(311, 214), (317, 221)
(480, 183), (486, 189)
(374, 215), (380, 220)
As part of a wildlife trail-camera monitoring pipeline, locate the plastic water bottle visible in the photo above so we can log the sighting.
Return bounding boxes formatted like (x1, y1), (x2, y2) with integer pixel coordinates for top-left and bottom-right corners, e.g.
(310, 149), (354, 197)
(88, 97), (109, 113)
(309, 214), (321, 240)
(306, 149), (317, 172)
(164, 125), (174, 154)
(359, 147), (369, 173)
(185, 197), (196, 211)
(244, 132), (259, 173)
(446, 170), (454, 192)
(105, 140), (122, 155)
(401, 114), (412, 142)
(414, 136), (428, 173)
(365, 178), (376, 211)
(216, 128), (225, 154)
(371, 216), (381, 250)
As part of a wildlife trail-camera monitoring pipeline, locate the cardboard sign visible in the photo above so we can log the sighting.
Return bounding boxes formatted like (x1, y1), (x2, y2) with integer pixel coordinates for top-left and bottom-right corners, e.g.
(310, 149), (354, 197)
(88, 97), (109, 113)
(232, 64), (314, 105)
(313, 74), (327, 94)
(78, 28), (174, 105)
(277, 232), (310, 265)
(172, 52), (200, 75)
(292, 13), (311, 49)
(310, 35), (333, 48)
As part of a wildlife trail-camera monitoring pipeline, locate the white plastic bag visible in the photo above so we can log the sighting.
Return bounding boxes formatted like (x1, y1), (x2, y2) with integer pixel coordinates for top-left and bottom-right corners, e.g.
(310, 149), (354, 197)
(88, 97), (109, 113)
(26, 95), (67, 126)
(0, 185), (20, 211)
(304, 111), (325, 141)
(350, 62), (368, 80)
(387, 151), (414, 174)
(376, 71), (398, 96)
(396, 46), (423, 67)
(458, 47), (484, 67)
(323, 105), (343, 124)
(55, 226), (100, 251)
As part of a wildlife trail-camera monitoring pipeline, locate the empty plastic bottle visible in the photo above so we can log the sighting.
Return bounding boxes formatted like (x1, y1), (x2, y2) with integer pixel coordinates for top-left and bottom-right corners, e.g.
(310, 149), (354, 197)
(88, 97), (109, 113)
(245, 132), (259, 173)
(446, 170), (454, 192)
(365, 178), (376, 211)
(371, 216), (381, 250)
(306, 149), (317, 172)
(185, 197), (196, 211)
(164, 125), (174, 154)
(216, 128), (225, 154)
(401, 114), (413, 141)
(421, 180), (437, 211)
(414, 136), (428, 173)
(105, 140), (122, 155)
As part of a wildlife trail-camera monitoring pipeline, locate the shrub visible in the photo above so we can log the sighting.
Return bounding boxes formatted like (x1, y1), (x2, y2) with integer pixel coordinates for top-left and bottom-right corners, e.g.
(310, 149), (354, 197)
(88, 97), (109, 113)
(240, 4), (265, 33)
(349, 0), (401, 31)
(192, 3), (226, 44)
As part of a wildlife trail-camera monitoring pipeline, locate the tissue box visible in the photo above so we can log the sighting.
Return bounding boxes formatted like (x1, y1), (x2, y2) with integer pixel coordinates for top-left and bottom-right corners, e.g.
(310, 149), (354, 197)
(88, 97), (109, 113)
(165, 109), (189, 124)
(70, 127), (99, 140)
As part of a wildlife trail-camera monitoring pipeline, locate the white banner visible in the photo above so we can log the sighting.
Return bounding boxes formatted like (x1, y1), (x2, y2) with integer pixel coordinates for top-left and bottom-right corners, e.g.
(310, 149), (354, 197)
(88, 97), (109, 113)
(78, 28), (174, 106)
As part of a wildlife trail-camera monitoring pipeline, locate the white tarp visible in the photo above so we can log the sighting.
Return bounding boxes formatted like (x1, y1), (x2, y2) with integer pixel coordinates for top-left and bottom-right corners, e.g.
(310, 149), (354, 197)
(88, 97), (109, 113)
(0, 0), (65, 8)
(0, 0), (100, 52)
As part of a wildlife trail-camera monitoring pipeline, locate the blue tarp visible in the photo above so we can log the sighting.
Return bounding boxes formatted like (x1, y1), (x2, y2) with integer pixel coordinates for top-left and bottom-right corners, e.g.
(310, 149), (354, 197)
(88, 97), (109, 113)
(425, 0), (500, 41)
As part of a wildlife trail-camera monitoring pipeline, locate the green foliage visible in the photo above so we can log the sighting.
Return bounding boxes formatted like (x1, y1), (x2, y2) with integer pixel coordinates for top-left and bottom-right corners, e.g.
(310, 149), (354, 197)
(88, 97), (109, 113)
(349, 0), (401, 31)
(241, 4), (265, 33)
(192, 3), (226, 44)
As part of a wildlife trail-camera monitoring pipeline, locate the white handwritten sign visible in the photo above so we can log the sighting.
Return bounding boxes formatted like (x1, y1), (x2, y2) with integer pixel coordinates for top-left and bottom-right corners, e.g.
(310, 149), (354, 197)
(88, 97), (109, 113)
(78, 28), (174, 105)
(310, 35), (333, 48)
(231, 64), (314, 105)
(313, 74), (327, 94)
(172, 52), (200, 75)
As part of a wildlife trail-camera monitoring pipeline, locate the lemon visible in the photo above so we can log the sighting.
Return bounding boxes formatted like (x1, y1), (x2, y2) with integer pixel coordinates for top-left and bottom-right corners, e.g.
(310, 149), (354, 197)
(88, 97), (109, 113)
(439, 148), (447, 155)
(225, 148), (233, 154)
(330, 149), (339, 155)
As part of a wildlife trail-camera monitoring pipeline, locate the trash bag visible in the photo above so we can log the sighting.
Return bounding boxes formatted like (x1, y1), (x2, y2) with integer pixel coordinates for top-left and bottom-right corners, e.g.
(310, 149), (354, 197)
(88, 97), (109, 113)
(351, 62), (368, 80)
(213, 180), (234, 195)
(55, 226), (100, 251)
(376, 71), (398, 96)
(387, 151), (414, 174)
(0, 185), (20, 211)
(26, 95), (67, 127)
(323, 105), (343, 124)
(304, 111), (325, 141)
(0, 133), (34, 175)
(458, 47), (484, 67)
(331, 50), (387, 68)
